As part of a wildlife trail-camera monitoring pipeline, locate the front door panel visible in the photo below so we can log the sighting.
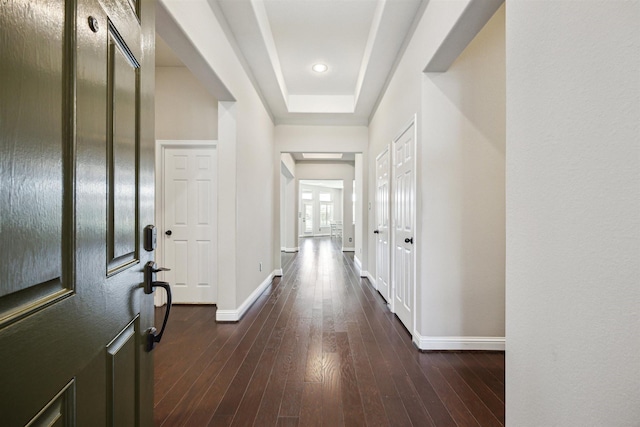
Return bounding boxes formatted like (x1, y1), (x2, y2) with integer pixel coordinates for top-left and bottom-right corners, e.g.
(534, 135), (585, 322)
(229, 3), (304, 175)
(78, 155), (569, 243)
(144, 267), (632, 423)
(108, 21), (140, 273)
(0, 0), (156, 425)
(0, 0), (73, 330)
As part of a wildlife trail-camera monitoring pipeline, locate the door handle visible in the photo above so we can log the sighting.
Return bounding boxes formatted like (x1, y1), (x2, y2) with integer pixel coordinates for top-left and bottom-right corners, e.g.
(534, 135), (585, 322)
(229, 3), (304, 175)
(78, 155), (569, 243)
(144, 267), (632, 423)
(373, 230), (379, 234)
(165, 230), (172, 236)
(143, 261), (172, 352)
(405, 237), (414, 244)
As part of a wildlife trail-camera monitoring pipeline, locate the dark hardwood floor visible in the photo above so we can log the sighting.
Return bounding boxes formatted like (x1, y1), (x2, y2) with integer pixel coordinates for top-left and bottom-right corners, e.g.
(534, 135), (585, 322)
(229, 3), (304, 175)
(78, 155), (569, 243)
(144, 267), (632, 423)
(154, 237), (505, 426)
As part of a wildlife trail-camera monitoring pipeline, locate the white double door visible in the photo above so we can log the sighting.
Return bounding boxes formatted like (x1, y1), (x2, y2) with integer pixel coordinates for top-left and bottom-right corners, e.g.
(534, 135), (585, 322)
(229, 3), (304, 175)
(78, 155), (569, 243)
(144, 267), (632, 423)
(162, 146), (217, 304)
(375, 121), (416, 333)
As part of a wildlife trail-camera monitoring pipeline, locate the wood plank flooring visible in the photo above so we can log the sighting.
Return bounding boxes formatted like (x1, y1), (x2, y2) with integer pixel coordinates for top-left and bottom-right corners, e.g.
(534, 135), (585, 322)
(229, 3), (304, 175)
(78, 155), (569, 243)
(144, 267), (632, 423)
(154, 237), (505, 426)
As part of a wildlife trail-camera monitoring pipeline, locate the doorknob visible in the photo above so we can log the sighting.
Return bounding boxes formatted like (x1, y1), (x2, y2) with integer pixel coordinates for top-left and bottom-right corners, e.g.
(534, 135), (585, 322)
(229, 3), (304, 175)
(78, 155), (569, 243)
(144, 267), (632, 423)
(405, 237), (414, 244)
(165, 230), (172, 236)
(373, 230), (379, 234)
(143, 261), (172, 351)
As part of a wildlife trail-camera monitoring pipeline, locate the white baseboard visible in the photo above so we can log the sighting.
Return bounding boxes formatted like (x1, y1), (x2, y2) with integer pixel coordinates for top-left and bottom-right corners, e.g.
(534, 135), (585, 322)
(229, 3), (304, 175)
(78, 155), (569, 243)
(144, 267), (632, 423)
(413, 333), (505, 351)
(283, 247), (299, 253)
(365, 271), (376, 288)
(274, 269), (283, 277)
(342, 247), (355, 252)
(215, 270), (276, 322)
(354, 257), (368, 278)
(354, 255), (362, 270)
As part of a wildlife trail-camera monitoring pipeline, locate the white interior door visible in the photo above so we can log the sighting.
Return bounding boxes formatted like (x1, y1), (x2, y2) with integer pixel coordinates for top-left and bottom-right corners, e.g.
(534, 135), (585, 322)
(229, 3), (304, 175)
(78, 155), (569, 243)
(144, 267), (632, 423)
(393, 121), (416, 332)
(375, 147), (391, 302)
(163, 146), (217, 304)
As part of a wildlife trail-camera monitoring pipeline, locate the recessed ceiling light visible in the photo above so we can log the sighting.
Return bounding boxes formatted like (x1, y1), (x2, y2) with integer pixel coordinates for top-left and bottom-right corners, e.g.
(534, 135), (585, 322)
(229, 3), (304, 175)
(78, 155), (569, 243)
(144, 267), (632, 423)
(312, 63), (328, 73)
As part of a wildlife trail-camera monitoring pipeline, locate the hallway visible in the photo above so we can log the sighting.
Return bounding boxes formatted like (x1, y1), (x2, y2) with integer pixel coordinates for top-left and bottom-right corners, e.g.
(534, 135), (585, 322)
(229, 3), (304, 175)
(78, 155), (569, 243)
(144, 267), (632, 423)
(154, 237), (505, 426)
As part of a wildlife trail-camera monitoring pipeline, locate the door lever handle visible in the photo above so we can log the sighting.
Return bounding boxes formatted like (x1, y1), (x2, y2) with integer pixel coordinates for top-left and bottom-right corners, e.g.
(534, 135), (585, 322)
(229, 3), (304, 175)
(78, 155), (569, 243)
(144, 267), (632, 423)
(373, 230), (379, 234)
(405, 237), (414, 244)
(146, 281), (171, 352)
(143, 261), (173, 351)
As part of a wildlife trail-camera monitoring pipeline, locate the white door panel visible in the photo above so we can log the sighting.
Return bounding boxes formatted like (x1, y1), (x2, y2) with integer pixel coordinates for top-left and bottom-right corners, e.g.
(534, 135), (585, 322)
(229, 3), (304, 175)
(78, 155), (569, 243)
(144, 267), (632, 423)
(393, 121), (416, 332)
(163, 147), (217, 304)
(375, 147), (391, 302)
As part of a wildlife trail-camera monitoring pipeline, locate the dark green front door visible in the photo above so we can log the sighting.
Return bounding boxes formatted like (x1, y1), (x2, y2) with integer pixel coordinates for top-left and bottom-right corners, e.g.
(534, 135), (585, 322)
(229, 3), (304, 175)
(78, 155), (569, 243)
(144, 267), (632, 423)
(0, 0), (156, 425)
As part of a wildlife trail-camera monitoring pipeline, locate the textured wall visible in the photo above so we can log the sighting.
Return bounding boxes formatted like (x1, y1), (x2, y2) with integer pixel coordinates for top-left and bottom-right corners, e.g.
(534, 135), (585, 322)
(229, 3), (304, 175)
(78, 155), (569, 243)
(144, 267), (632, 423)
(506, 1), (640, 424)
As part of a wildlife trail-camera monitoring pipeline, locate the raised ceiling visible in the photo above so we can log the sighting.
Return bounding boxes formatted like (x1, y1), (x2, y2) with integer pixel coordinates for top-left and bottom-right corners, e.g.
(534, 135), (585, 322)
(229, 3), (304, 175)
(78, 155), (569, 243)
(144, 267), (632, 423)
(290, 152), (356, 162)
(209, 0), (427, 125)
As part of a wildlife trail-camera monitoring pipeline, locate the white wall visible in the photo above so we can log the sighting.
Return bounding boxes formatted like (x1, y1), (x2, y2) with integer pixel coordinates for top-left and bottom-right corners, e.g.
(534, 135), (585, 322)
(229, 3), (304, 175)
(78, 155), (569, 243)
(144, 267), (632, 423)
(280, 155), (297, 252)
(275, 125), (368, 153)
(159, 1), (275, 317)
(280, 153), (297, 252)
(369, 1), (505, 347)
(354, 153), (364, 269)
(155, 66), (218, 140)
(421, 6), (505, 338)
(281, 152), (295, 177)
(295, 162), (356, 250)
(280, 168), (286, 249)
(506, 1), (640, 425)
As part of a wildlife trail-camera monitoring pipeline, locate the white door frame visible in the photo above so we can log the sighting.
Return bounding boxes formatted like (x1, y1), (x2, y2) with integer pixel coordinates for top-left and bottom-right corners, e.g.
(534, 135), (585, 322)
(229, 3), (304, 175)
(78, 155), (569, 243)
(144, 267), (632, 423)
(391, 116), (417, 336)
(155, 140), (218, 306)
(375, 146), (391, 304)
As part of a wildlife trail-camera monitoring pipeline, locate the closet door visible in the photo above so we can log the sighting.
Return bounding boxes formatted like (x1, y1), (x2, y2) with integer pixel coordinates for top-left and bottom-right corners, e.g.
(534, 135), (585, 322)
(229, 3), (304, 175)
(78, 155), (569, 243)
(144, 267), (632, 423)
(392, 120), (416, 333)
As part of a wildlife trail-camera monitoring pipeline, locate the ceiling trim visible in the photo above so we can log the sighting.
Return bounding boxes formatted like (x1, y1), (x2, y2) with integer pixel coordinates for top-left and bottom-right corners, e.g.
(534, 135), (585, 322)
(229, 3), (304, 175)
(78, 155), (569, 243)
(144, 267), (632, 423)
(251, 0), (290, 105)
(354, 0), (386, 106)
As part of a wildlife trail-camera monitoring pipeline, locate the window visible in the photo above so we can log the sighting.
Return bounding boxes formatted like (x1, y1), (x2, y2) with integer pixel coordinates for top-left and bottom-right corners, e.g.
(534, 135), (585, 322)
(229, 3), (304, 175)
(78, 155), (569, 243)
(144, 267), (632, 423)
(319, 192), (331, 202)
(320, 203), (333, 227)
(304, 203), (313, 232)
(302, 191), (313, 200)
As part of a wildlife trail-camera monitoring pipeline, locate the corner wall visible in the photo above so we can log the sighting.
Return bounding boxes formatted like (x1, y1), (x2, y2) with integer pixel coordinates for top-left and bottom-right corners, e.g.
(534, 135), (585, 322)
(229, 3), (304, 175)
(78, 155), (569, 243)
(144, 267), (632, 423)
(280, 154), (298, 252)
(420, 5), (505, 340)
(506, 1), (640, 424)
(369, 1), (505, 348)
(159, 0), (275, 318)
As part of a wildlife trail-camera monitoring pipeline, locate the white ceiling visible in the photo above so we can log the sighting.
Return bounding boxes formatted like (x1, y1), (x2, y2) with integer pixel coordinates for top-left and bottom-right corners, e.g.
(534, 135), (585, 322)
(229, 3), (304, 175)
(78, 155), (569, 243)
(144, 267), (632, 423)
(208, 0), (427, 125)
